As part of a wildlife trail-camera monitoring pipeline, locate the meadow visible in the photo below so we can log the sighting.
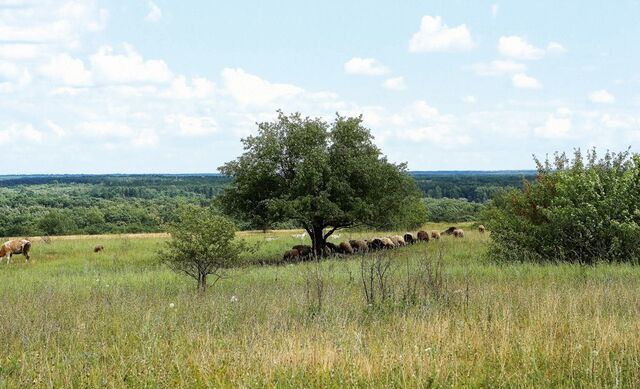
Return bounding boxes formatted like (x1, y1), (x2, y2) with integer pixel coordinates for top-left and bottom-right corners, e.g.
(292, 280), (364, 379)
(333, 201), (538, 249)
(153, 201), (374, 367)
(1, 223), (640, 387)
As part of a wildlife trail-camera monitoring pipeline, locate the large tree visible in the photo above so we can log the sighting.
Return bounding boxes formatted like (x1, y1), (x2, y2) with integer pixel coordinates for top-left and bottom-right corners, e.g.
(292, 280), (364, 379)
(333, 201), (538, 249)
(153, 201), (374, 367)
(218, 112), (426, 256)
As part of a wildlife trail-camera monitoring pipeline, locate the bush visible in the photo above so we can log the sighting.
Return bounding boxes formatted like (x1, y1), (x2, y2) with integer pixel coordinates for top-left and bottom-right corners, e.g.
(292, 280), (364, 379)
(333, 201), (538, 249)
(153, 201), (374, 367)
(485, 149), (640, 263)
(424, 197), (484, 222)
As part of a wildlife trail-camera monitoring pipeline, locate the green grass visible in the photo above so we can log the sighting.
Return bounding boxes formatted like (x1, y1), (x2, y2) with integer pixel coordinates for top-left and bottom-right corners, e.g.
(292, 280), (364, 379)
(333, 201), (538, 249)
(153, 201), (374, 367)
(1, 223), (640, 387)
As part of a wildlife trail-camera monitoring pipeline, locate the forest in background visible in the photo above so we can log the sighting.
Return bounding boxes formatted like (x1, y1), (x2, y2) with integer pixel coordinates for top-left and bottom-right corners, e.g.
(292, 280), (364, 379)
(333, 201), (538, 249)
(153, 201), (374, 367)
(0, 172), (533, 236)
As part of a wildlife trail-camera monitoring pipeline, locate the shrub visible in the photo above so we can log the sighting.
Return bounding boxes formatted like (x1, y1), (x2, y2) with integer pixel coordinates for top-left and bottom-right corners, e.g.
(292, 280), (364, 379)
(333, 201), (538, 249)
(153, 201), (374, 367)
(485, 149), (640, 263)
(424, 197), (485, 222)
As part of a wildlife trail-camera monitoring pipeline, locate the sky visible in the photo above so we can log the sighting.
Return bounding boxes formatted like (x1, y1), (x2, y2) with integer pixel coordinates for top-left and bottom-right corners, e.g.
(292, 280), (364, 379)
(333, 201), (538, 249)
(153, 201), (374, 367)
(1, 0), (639, 174)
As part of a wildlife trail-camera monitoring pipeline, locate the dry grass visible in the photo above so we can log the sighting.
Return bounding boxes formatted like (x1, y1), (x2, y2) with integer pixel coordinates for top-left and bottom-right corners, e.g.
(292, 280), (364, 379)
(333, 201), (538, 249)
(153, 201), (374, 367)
(1, 223), (639, 387)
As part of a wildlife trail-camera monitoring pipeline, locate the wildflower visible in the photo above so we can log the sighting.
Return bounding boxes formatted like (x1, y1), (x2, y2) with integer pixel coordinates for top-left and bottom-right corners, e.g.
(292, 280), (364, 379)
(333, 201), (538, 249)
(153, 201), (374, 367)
(169, 303), (175, 308)
(230, 295), (238, 303)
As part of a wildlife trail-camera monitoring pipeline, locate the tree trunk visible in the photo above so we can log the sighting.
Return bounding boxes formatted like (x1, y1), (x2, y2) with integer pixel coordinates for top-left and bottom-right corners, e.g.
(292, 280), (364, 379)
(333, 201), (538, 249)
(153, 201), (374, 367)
(311, 225), (326, 258)
(197, 272), (207, 292)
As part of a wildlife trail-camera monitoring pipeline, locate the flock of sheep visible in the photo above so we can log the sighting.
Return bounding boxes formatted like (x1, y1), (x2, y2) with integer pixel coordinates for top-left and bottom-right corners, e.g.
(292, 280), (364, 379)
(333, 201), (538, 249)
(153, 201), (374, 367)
(283, 225), (485, 261)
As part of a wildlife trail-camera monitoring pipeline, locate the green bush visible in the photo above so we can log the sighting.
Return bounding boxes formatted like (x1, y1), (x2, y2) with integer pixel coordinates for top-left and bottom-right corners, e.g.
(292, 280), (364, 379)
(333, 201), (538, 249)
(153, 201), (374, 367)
(485, 149), (640, 263)
(424, 197), (485, 222)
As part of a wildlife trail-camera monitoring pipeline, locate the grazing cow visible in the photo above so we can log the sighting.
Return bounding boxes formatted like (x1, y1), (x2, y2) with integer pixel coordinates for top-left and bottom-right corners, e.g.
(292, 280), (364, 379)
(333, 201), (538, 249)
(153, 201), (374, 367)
(0, 239), (31, 264)
(442, 227), (457, 235)
(453, 229), (465, 238)
(478, 225), (486, 234)
(94, 245), (105, 253)
(403, 233), (416, 245)
(283, 249), (300, 262)
(417, 230), (430, 242)
(430, 231), (441, 240)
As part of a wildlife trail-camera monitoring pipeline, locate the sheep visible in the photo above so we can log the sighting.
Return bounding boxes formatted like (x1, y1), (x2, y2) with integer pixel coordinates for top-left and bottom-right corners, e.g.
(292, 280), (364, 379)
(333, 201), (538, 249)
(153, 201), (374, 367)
(94, 245), (104, 253)
(368, 238), (384, 251)
(430, 231), (441, 240)
(403, 233), (416, 245)
(453, 229), (465, 238)
(416, 230), (430, 242)
(478, 225), (486, 234)
(442, 227), (457, 235)
(380, 237), (395, 249)
(283, 249), (300, 262)
(325, 242), (339, 255)
(349, 240), (368, 253)
(292, 245), (312, 258)
(389, 235), (406, 247)
(339, 242), (354, 255)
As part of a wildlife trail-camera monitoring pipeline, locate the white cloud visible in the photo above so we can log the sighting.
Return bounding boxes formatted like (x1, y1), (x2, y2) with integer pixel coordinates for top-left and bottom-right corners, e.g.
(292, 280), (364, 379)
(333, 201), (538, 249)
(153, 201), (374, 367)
(46, 120), (67, 137)
(145, 1), (162, 23)
(39, 54), (92, 85)
(511, 73), (542, 89)
(166, 114), (218, 136)
(491, 4), (499, 17)
(588, 89), (615, 104)
(534, 108), (572, 138)
(344, 57), (389, 76)
(471, 60), (526, 76)
(0, 44), (41, 60)
(498, 36), (545, 60)
(547, 41), (566, 54)
(462, 95), (477, 104)
(132, 128), (159, 147)
(162, 76), (215, 99)
(78, 121), (134, 138)
(90, 44), (173, 84)
(382, 76), (406, 90)
(221, 68), (303, 106)
(409, 15), (475, 53)
(0, 123), (44, 144)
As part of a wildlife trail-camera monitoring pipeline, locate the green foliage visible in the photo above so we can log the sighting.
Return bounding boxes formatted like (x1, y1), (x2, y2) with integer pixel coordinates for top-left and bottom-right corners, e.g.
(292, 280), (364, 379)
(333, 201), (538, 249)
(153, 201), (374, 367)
(158, 206), (246, 290)
(485, 149), (640, 263)
(413, 171), (532, 201)
(218, 112), (426, 254)
(424, 197), (485, 222)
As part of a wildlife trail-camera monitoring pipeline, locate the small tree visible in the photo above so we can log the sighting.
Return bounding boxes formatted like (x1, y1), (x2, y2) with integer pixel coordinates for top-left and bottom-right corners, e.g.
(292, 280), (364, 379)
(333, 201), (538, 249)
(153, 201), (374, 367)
(158, 206), (246, 291)
(218, 111), (426, 256)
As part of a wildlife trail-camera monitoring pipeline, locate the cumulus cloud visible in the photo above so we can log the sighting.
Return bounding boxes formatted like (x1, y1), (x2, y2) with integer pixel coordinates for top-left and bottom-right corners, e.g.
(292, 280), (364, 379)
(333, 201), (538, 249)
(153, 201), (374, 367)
(90, 44), (173, 84)
(0, 123), (44, 144)
(165, 114), (218, 136)
(588, 89), (615, 104)
(78, 121), (134, 138)
(382, 76), (406, 90)
(409, 16), (475, 53)
(39, 54), (92, 85)
(498, 36), (545, 60)
(511, 73), (542, 89)
(471, 60), (526, 76)
(534, 108), (572, 138)
(547, 41), (566, 54)
(221, 68), (303, 106)
(344, 57), (389, 76)
(145, 1), (162, 22)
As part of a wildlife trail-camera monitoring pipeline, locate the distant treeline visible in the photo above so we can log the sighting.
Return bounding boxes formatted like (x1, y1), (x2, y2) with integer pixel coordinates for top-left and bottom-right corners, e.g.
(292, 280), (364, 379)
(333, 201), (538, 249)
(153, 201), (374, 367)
(0, 172), (532, 236)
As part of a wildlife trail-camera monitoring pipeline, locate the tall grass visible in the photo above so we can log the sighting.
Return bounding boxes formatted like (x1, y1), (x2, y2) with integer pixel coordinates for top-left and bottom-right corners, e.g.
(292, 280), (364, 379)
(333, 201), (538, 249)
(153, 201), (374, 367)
(1, 223), (639, 387)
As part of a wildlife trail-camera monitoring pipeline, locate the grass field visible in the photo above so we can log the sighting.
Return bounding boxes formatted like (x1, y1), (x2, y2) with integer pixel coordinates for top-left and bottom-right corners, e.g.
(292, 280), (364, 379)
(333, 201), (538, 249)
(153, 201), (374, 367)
(1, 223), (640, 387)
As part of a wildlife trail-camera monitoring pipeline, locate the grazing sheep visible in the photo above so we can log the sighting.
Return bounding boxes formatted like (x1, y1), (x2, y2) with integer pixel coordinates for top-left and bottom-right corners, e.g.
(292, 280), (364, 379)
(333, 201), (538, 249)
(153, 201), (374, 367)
(292, 245), (312, 258)
(94, 245), (104, 253)
(403, 233), (416, 245)
(442, 227), (457, 235)
(325, 242), (339, 255)
(453, 229), (465, 238)
(389, 235), (406, 247)
(368, 238), (384, 251)
(478, 225), (486, 234)
(339, 242), (354, 255)
(430, 231), (441, 240)
(380, 237), (395, 249)
(349, 240), (368, 253)
(417, 230), (430, 242)
(283, 249), (300, 262)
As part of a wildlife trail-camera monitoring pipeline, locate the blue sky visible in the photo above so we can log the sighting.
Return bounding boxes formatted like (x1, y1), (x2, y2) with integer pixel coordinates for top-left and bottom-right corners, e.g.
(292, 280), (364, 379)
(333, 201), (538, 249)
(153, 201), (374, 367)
(1, 0), (639, 173)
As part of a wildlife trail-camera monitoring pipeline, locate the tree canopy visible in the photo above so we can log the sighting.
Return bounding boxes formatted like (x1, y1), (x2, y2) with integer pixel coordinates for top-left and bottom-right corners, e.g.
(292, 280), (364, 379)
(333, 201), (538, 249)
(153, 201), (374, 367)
(218, 111), (426, 255)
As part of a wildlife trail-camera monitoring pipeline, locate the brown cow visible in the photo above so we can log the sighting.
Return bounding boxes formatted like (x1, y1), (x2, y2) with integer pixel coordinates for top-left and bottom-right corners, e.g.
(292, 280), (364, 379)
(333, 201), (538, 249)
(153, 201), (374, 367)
(94, 245), (105, 253)
(0, 239), (31, 264)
